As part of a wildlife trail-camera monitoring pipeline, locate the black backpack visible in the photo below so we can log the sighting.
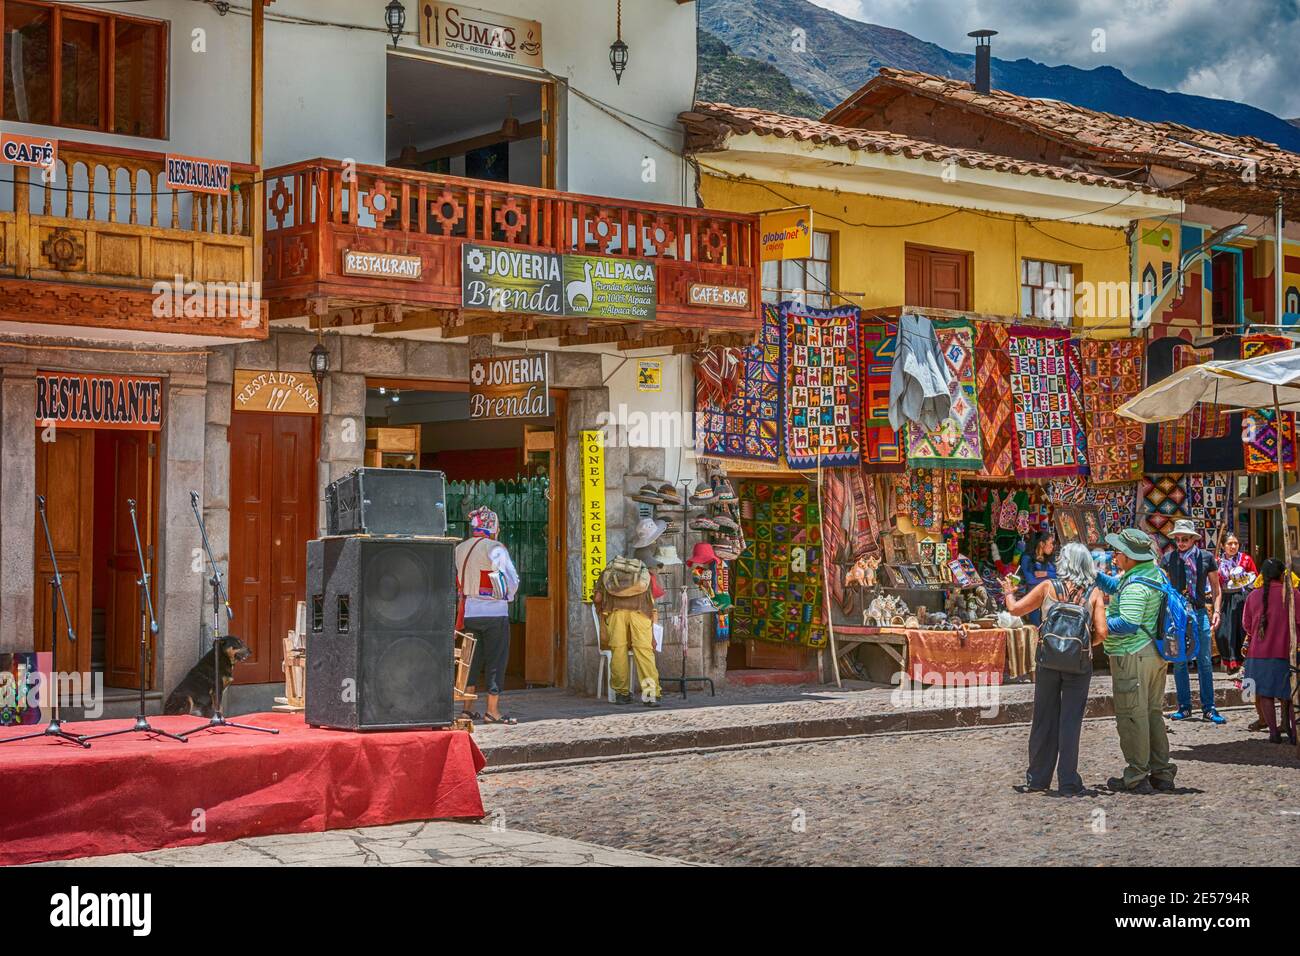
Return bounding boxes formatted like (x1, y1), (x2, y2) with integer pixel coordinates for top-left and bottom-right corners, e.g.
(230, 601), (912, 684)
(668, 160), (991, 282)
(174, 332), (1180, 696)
(1037, 580), (1093, 674)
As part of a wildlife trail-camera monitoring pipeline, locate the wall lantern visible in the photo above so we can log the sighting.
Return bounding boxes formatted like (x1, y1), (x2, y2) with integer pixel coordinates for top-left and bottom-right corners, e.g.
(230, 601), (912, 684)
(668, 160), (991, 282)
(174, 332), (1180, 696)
(384, 0), (406, 49)
(309, 338), (330, 392)
(609, 0), (628, 84)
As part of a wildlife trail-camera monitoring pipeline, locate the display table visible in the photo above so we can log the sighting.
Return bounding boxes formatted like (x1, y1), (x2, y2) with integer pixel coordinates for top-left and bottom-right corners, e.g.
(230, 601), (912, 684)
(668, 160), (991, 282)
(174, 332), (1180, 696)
(834, 625), (1038, 685)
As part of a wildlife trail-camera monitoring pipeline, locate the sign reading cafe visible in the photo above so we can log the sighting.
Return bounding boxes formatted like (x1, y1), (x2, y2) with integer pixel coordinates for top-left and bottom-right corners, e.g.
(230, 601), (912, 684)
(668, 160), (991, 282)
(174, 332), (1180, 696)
(462, 244), (656, 320)
(469, 353), (549, 420)
(419, 2), (543, 69)
(35, 371), (163, 431)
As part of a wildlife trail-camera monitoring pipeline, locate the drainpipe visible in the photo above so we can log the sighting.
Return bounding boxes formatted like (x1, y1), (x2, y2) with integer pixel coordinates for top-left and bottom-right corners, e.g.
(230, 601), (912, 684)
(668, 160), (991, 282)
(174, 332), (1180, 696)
(1277, 194), (1285, 327)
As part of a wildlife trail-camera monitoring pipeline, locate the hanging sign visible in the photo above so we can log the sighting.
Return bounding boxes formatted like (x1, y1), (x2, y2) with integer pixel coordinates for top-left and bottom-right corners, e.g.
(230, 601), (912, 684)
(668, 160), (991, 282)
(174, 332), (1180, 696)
(581, 429), (606, 603)
(0, 132), (57, 169)
(637, 360), (662, 392)
(468, 353), (550, 420)
(689, 283), (750, 310)
(759, 207), (813, 261)
(233, 370), (320, 415)
(419, 2), (543, 69)
(342, 250), (423, 281)
(462, 244), (565, 315)
(165, 153), (232, 195)
(35, 371), (163, 431)
(562, 255), (656, 321)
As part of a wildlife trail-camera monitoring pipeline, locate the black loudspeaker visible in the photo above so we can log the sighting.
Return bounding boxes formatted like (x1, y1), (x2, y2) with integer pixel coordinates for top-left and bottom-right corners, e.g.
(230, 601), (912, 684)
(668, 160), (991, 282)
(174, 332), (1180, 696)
(325, 467), (447, 537)
(306, 536), (457, 730)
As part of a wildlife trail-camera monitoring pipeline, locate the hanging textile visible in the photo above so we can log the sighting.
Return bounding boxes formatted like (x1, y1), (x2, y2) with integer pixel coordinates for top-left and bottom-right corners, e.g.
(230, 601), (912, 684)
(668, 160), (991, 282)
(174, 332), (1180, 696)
(1139, 473), (1234, 552)
(1240, 334), (1296, 474)
(1047, 476), (1140, 535)
(973, 322), (1014, 479)
(1080, 337), (1145, 484)
(1065, 338), (1089, 474)
(820, 467), (882, 625)
(694, 305), (782, 463)
(779, 300), (862, 470)
(889, 312), (952, 432)
(1144, 334), (1244, 473)
(905, 319), (983, 470)
(732, 482), (827, 648)
(891, 468), (961, 533)
(1008, 327), (1083, 478)
(859, 321), (906, 473)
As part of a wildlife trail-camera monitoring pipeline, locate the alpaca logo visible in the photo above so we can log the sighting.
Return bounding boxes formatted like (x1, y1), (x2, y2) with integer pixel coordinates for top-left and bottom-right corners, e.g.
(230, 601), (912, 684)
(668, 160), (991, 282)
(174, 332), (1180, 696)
(565, 260), (594, 312)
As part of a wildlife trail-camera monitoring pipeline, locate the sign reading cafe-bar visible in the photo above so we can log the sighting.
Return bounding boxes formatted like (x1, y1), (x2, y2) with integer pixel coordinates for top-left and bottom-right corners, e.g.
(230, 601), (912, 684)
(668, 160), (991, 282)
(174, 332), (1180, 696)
(35, 371), (163, 431)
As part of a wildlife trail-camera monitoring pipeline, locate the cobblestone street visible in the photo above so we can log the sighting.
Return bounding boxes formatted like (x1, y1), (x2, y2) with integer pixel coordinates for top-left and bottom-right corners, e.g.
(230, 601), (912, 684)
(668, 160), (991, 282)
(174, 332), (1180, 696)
(481, 710), (1300, 866)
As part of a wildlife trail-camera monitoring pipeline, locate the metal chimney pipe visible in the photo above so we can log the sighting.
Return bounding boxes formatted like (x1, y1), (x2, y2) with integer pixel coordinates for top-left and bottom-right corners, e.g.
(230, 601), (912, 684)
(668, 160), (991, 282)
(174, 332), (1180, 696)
(969, 29), (997, 93)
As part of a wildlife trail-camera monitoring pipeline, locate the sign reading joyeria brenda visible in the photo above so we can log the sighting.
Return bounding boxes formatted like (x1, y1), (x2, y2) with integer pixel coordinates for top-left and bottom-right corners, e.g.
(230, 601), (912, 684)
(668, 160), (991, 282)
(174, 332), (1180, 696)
(469, 353), (550, 421)
(461, 244), (656, 321)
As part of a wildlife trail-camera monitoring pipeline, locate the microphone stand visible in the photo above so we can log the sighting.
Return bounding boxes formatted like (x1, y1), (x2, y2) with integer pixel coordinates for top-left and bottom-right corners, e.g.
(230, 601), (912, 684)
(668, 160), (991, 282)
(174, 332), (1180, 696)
(179, 490), (277, 737)
(0, 496), (89, 748)
(82, 499), (186, 743)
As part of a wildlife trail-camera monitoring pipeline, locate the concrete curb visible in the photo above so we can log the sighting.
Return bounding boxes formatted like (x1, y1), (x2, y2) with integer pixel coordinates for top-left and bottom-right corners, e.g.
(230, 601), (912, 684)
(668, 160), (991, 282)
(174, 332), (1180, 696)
(479, 685), (1245, 769)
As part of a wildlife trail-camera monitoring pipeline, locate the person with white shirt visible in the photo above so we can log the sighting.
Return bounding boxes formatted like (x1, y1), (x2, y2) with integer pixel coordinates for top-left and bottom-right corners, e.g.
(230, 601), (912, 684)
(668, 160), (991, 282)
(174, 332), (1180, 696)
(455, 506), (520, 725)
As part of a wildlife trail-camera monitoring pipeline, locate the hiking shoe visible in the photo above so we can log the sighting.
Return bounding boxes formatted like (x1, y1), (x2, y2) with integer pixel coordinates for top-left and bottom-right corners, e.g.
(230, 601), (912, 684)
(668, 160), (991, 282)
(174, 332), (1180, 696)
(1166, 708), (1194, 721)
(1203, 710), (1227, 725)
(1149, 776), (1176, 793)
(1107, 776), (1155, 794)
(614, 693), (633, 705)
(643, 697), (661, 708)
(1248, 717), (1268, 732)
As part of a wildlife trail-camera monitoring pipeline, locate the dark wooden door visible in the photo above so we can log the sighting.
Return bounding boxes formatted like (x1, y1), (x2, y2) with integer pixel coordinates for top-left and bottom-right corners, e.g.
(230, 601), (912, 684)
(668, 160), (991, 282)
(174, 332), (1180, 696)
(105, 431), (156, 689)
(229, 412), (317, 684)
(34, 428), (94, 675)
(905, 245), (971, 310)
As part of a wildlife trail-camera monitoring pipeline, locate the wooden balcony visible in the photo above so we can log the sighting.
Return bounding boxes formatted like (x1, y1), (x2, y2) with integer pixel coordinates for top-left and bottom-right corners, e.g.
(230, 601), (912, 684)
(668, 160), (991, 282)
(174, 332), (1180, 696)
(0, 141), (265, 342)
(263, 159), (761, 348)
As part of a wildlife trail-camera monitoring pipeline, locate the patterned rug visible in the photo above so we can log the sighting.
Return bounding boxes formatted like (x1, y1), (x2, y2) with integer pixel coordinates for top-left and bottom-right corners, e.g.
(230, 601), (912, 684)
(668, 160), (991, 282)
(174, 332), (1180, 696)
(780, 301), (862, 470)
(1139, 473), (1234, 551)
(974, 322), (1014, 479)
(1145, 335), (1244, 473)
(906, 319), (983, 470)
(859, 322), (905, 472)
(1066, 338), (1089, 474)
(1080, 337), (1145, 484)
(733, 482), (827, 648)
(891, 468), (963, 533)
(694, 305), (782, 463)
(1008, 327), (1083, 478)
(1241, 334), (1296, 474)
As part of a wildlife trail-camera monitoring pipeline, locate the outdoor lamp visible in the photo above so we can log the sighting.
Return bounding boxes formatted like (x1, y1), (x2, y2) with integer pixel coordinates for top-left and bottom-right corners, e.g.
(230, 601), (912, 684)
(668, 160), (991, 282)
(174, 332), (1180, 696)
(309, 339), (330, 391)
(609, 0), (628, 83)
(384, 0), (406, 49)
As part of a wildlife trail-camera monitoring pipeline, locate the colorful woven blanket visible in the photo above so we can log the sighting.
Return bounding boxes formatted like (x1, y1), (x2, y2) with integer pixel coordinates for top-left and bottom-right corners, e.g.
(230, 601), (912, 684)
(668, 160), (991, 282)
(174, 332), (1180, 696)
(1145, 335), (1243, 474)
(780, 301), (862, 470)
(694, 304), (782, 463)
(974, 322), (1014, 479)
(1008, 327), (1083, 478)
(1241, 334), (1296, 474)
(906, 319), (983, 470)
(1080, 337), (1145, 484)
(859, 321), (905, 472)
(1139, 473), (1233, 551)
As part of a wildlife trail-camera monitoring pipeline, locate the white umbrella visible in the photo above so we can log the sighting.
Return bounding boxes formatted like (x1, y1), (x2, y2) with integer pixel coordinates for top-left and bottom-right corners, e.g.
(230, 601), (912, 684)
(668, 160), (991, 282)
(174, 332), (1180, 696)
(1119, 346), (1300, 736)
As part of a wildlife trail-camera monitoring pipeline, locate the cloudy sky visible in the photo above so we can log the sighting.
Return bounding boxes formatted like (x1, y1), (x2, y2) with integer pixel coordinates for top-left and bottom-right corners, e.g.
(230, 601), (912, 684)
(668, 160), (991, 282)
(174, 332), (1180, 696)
(809, 0), (1300, 119)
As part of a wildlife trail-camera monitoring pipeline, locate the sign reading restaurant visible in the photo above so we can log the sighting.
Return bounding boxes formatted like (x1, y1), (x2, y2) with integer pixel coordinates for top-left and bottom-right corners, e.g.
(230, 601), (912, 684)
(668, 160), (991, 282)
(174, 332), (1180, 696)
(419, 2), (543, 69)
(342, 250), (423, 281)
(233, 370), (320, 415)
(35, 371), (163, 431)
(469, 353), (550, 421)
(165, 153), (232, 196)
(461, 244), (656, 321)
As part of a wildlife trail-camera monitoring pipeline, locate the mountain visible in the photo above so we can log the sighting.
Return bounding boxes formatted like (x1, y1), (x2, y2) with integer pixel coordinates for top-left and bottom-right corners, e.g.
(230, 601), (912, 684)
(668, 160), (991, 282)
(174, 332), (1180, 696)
(697, 31), (824, 119)
(700, 0), (1300, 152)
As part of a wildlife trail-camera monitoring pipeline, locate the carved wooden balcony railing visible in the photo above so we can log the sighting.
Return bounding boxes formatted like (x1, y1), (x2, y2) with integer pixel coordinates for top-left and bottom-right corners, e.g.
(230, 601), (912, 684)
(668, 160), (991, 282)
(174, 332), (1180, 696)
(0, 140), (264, 340)
(263, 159), (761, 333)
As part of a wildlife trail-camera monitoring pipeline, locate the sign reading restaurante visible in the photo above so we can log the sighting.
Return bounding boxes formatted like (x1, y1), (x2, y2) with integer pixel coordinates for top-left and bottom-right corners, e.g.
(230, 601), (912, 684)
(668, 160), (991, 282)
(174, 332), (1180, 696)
(468, 353), (550, 420)
(461, 244), (656, 320)
(233, 370), (320, 415)
(165, 153), (232, 196)
(419, 1), (543, 68)
(35, 371), (163, 430)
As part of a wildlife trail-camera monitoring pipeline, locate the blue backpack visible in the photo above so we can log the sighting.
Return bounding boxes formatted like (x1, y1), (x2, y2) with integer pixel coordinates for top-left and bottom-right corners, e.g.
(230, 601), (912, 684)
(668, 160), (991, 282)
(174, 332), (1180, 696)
(1125, 573), (1198, 663)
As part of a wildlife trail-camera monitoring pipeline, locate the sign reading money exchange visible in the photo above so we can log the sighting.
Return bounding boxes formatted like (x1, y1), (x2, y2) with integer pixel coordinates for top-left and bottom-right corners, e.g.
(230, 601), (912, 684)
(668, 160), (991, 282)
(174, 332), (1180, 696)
(461, 244), (656, 320)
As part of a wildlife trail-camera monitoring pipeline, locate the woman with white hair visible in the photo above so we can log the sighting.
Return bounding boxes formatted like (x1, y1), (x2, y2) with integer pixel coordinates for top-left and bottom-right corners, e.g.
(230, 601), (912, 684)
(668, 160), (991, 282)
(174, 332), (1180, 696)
(1002, 541), (1108, 795)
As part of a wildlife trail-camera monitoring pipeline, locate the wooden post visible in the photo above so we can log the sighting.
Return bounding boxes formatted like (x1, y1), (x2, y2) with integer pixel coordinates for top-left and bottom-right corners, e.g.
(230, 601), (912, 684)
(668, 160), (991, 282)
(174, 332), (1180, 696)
(1271, 386), (1298, 754)
(251, 0), (265, 294)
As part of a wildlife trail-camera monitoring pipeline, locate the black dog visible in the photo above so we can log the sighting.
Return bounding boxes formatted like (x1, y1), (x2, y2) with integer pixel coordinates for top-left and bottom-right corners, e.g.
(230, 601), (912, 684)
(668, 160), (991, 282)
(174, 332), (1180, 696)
(164, 636), (250, 716)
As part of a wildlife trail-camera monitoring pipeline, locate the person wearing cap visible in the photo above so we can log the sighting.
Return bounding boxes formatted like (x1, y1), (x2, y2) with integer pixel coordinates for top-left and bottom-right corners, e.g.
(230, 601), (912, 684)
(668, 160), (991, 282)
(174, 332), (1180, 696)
(593, 557), (662, 706)
(1093, 528), (1177, 794)
(455, 506), (520, 725)
(1160, 519), (1226, 725)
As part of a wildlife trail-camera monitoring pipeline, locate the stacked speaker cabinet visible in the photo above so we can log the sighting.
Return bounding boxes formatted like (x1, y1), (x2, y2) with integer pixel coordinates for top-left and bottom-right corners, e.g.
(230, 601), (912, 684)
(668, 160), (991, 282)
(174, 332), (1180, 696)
(306, 536), (457, 730)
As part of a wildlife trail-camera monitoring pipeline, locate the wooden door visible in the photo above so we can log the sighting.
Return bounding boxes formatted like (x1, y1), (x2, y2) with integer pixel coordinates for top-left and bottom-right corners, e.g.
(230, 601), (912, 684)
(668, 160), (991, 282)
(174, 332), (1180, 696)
(34, 429), (94, 675)
(228, 412), (317, 684)
(905, 245), (971, 310)
(105, 431), (156, 689)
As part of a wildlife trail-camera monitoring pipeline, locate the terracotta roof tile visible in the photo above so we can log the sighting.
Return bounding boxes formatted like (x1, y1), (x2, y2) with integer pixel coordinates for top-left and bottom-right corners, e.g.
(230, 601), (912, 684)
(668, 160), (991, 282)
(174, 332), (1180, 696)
(680, 102), (1159, 193)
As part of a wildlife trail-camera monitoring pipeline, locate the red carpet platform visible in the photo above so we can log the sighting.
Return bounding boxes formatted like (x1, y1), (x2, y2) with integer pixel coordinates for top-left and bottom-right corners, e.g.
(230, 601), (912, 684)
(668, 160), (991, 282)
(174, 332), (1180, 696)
(0, 712), (485, 866)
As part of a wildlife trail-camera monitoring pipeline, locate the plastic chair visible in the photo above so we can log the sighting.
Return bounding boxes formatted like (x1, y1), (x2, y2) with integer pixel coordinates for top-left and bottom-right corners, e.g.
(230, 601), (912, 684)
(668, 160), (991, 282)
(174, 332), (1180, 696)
(590, 604), (636, 702)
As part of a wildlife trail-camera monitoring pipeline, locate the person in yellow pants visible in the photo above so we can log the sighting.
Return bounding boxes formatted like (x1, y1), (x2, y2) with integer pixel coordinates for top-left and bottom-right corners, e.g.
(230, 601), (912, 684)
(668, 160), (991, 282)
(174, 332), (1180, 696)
(594, 553), (663, 707)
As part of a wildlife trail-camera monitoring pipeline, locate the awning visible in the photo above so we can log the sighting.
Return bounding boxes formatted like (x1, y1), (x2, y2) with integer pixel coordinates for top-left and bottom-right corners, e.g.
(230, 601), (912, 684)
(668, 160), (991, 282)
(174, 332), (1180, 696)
(1117, 347), (1300, 423)
(1239, 482), (1300, 510)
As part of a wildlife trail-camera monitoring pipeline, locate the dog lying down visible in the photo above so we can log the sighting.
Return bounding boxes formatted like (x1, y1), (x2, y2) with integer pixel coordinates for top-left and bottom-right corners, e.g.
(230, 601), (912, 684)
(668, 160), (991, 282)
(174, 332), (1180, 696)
(163, 636), (251, 716)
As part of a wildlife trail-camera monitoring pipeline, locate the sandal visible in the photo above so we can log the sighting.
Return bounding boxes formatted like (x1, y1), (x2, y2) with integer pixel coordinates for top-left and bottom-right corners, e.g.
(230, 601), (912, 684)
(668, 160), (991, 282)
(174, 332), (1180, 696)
(483, 713), (518, 725)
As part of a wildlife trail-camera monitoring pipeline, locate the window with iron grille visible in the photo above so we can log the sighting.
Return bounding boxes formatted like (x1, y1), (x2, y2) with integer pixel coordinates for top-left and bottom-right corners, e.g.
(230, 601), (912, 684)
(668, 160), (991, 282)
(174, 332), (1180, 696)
(762, 230), (833, 309)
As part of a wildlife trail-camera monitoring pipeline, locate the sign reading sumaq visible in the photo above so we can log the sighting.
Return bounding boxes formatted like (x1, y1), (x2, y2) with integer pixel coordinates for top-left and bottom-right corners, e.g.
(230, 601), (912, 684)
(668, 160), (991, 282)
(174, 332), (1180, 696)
(35, 371), (163, 430)
(419, 2), (543, 68)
